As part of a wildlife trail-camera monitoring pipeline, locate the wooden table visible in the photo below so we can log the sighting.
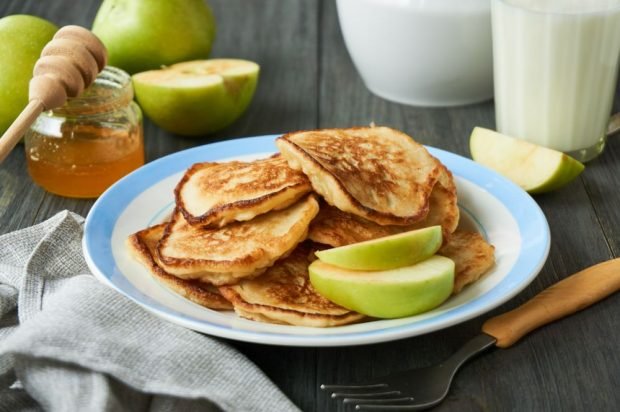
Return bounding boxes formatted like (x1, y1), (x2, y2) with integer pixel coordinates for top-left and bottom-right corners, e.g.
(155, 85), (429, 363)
(2, 1), (619, 411)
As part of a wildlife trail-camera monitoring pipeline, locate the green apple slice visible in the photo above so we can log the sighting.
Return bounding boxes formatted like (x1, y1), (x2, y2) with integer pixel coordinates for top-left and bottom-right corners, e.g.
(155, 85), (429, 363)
(132, 59), (259, 136)
(309, 255), (455, 318)
(315, 226), (442, 271)
(470, 127), (585, 194)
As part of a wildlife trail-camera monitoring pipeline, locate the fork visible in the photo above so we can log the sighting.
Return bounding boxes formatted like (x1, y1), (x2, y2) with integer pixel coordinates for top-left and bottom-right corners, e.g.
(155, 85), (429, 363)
(321, 258), (620, 410)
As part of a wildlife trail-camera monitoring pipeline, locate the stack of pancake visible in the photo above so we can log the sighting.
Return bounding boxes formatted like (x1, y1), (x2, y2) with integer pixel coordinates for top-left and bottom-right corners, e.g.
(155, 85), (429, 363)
(127, 126), (495, 327)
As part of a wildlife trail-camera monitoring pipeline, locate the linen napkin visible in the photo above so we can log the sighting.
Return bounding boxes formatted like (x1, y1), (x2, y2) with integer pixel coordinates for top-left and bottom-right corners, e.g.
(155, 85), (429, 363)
(0, 211), (300, 412)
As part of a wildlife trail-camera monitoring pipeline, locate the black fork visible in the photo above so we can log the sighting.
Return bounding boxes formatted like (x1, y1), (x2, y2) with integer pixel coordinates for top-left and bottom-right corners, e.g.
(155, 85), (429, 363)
(322, 258), (620, 410)
(321, 334), (495, 410)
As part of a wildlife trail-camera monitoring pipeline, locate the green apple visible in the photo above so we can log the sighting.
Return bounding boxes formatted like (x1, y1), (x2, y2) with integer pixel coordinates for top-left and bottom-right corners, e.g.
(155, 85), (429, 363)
(315, 226), (442, 271)
(92, 0), (215, 74)
(132, 59), (259, 136)
(470, 127), (585, 194)
(309, 255), (455, 318)
(0, 15), (57, 134)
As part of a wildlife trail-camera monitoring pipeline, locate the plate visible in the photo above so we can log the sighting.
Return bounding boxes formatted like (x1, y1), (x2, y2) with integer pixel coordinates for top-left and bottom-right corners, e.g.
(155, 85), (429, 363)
(83, 134), (550, 347)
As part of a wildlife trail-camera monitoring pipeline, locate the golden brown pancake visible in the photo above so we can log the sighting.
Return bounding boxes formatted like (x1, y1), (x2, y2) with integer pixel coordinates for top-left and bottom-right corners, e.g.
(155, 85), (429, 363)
(276, 126), (442, 226)
(175, 154), (311, 228)
(438, 231), (495, 294)
(418, 164), (459, 237)
(156, 195), (319, 285)
(219, 242), (365, 327)
(308, 165), (459, 247)
(126, 224), (232, 310)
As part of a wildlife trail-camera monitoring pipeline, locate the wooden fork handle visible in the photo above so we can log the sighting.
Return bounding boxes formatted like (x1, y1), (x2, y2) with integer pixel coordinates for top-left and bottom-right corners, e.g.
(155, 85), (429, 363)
(482, 258), (620, 348)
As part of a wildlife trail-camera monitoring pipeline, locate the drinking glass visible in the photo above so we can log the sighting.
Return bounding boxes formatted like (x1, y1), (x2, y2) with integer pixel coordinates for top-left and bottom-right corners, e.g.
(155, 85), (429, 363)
(492, 0), (620, 162)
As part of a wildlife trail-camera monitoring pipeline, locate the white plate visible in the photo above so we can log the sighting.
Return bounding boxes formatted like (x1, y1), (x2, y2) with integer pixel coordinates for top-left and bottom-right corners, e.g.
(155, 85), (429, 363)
(83, 134), (550, 347)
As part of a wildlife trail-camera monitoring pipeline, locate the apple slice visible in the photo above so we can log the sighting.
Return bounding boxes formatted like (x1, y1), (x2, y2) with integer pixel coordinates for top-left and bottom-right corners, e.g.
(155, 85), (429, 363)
(315, 226), (442, 271)
(309, 255), (455, 318)
(470, 127), (584, 194)
(132, 59), (259, 136)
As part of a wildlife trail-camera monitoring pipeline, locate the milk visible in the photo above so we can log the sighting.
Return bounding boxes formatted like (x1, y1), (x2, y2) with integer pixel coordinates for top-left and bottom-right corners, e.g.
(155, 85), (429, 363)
(492, 0), (620, 160)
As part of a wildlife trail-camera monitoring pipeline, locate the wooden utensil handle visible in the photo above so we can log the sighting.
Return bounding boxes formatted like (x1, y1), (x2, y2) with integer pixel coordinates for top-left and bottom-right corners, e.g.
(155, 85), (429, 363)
(0, 25), (106, 164)
(482, 258), (620, 348)
(0, 100), (44, 163)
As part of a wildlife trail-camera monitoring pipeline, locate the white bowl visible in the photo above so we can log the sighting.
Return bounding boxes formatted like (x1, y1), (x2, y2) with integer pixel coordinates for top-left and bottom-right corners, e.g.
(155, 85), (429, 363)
(336, 0), (493, 107)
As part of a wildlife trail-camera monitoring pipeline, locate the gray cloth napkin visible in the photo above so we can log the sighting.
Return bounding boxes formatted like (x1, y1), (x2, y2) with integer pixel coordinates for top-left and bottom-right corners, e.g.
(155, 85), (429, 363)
(0, 211), (300, 412)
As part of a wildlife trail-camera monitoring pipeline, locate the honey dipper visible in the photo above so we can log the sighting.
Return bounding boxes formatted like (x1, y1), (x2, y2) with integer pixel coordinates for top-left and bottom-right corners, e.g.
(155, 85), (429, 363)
(0, 25), (108, 163)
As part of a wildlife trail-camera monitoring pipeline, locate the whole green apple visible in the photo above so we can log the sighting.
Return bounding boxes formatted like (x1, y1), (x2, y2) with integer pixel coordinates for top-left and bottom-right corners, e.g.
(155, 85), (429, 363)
(92, 0), (216, 74)
(0, 15), (57, 134)
(309, 255), (455, 319)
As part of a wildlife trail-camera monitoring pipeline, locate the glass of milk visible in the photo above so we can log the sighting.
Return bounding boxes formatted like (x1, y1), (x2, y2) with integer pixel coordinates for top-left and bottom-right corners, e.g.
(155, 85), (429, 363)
(492, 0), (620, 162)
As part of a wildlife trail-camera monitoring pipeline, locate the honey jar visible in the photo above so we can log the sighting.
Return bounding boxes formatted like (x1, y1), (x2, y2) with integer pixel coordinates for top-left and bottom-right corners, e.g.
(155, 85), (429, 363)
(25, 66), (144, 198)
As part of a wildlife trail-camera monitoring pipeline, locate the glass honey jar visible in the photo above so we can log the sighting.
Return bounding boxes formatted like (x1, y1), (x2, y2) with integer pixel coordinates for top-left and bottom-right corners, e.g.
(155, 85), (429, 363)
(25, 66), (144, 198)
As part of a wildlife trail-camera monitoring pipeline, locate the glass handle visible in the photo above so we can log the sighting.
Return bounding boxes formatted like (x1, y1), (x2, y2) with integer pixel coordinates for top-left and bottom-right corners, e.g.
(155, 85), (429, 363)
(608, 113), (620, 137)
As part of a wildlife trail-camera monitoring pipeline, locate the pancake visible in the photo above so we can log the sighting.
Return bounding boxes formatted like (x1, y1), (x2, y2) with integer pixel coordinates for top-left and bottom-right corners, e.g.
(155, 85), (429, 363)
(175, 154), (311, 228)
(308, 203), (399, 247)
(219, 242), (365, 327)
(423, 164), (459, 235)
(276, 126), (442, 226)
(438, 231), (495, 294)
(308, 165), (459, 247)
(156, 194), (319, 285)
(126, 224), (232, 310)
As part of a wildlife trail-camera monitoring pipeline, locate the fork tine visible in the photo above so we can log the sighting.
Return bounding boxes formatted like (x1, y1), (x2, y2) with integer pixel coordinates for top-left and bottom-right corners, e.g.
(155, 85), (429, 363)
(332, 390), (401, 399)
(321, 383), (388, 390)
(343, 397), (414, 404)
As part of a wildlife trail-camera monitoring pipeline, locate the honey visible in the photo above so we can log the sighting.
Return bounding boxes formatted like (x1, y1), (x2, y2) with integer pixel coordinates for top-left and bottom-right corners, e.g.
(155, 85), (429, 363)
(25, 66), (144, 198)
(27, 125), (143, 198)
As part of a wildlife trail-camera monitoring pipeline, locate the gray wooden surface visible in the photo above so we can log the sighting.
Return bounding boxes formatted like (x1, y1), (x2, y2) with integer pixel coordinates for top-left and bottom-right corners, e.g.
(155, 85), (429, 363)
(1, 1), (619, 411)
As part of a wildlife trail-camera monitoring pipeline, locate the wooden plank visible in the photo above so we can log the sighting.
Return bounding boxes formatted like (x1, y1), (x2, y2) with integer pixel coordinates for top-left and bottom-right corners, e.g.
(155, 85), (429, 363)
(0, 146), (46, 234)
(580, 87), (620, 257)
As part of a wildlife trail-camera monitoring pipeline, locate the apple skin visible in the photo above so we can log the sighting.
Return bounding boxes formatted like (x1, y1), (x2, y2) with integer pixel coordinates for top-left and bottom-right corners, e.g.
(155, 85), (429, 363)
(470, 127), (585, 194)
(132, 60), (259, 136)
(315, 226), (442, 271)
(309, 256), (455, 318)
(92, 0), (216, 74)
(0, 15), (57, 134)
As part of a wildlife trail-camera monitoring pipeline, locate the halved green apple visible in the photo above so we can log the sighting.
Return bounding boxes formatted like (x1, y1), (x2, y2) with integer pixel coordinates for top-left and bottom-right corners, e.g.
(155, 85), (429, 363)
(309, 255), (455, 318)
(470, 127), (584, 194)
(315, 226), (442, 271)
(132, 59), (259, 136)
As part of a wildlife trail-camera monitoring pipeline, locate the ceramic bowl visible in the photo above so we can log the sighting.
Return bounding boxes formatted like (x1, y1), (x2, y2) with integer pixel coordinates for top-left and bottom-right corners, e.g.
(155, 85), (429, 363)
(336, 0), (493, 107)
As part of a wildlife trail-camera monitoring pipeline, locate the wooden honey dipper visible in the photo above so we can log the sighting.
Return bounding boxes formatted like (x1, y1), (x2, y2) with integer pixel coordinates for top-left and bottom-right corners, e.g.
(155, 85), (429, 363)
(0, 25), (108, 163)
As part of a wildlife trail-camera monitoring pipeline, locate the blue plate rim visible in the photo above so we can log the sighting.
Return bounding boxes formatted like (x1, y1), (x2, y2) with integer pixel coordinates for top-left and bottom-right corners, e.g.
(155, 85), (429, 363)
(83, 134), (550, 346)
